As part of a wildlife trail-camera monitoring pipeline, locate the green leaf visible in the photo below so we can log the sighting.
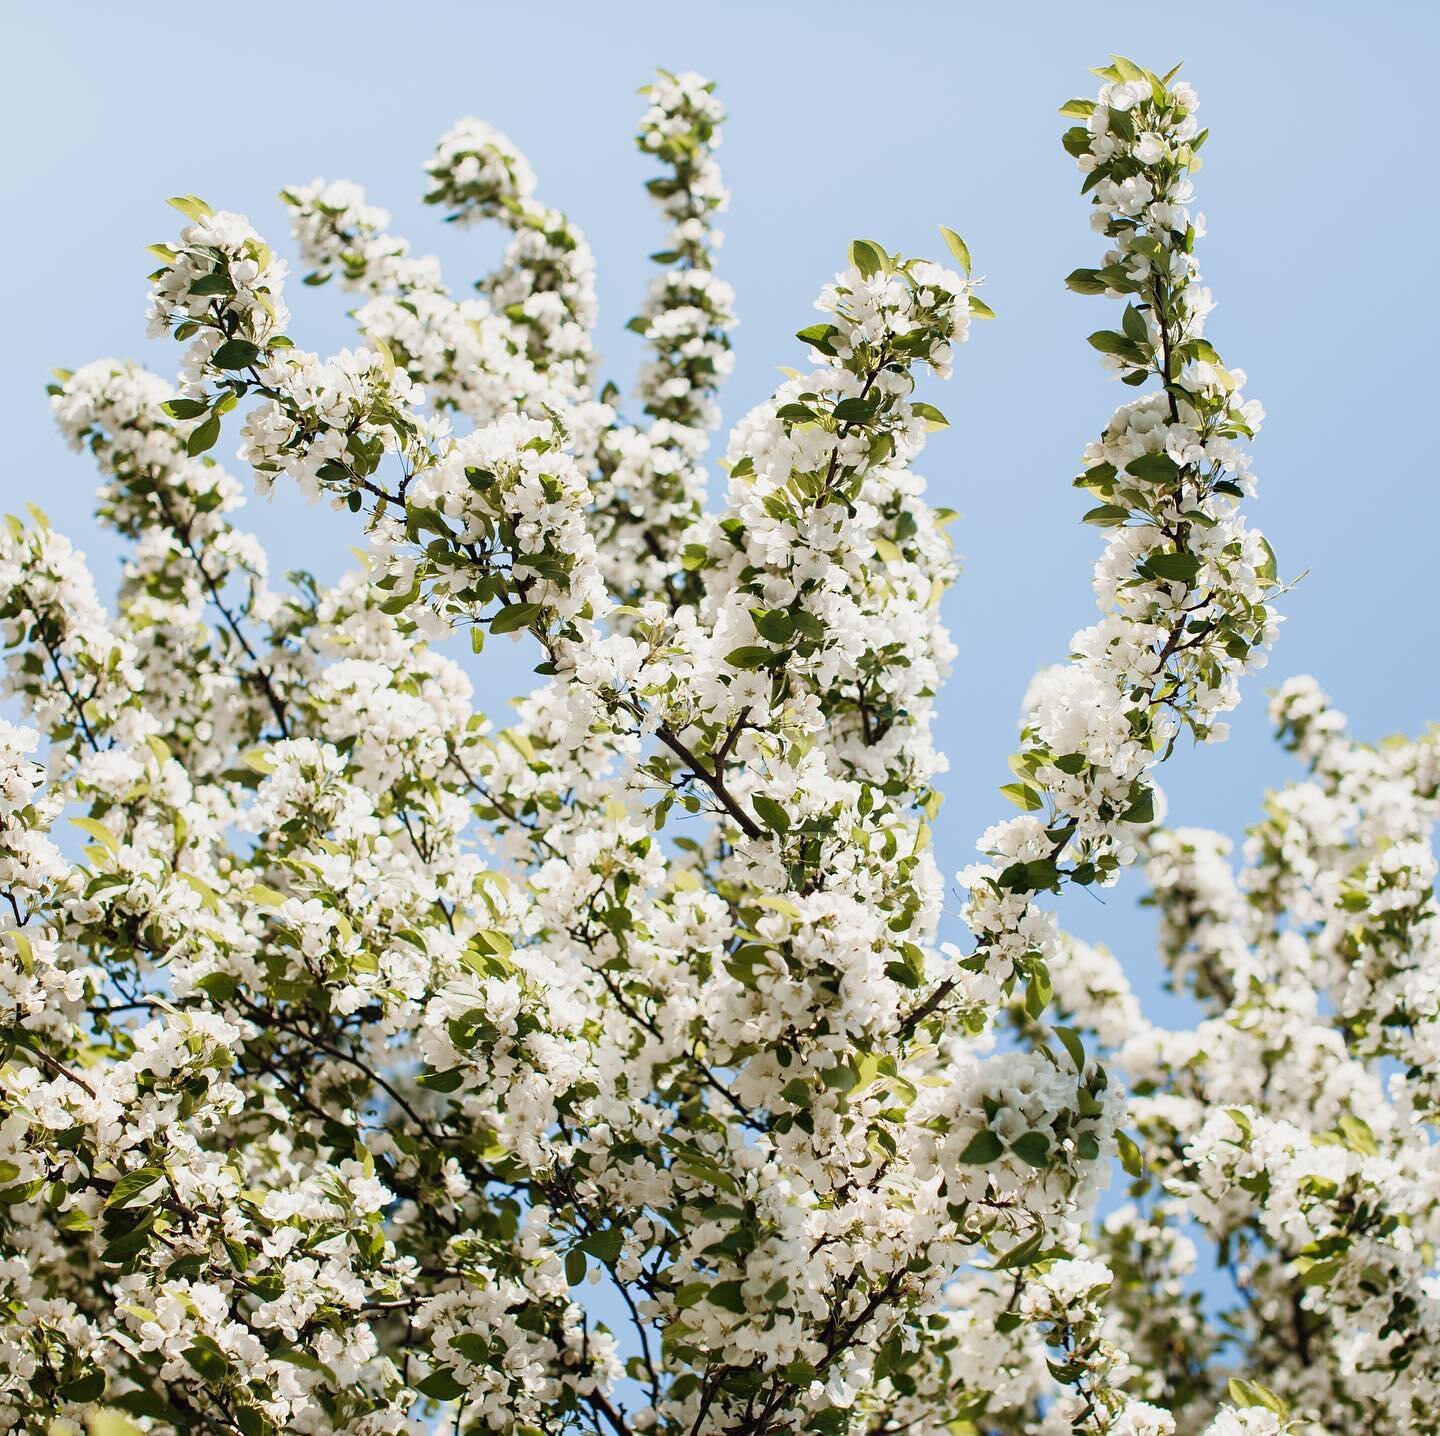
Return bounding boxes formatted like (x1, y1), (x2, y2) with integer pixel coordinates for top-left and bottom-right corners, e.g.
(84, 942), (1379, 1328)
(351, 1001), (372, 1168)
(416, 1369), (467, 1401)
(167, 194), (214, 221)
(776, 402), (818, 422)
(1226, 1378), (1288, 1418)
(1120, 789), (1156, 825)
(580, 1226), (624, 1264)
(724, 646), (774, 671)
(708, 1280), (746, 1313)
(1082, 504), (1130, 527)
(272, 1347), (329, 1373)
(968, 294), (996, 320)
(1145, 551), (1201, 585)
(71, 816), (121, 855)
(565, 1248), (587, 1286)
(750, 608), (795, 643)
(752, 794), (791, 834)
(59, 1371), (106, 1403)
(1121, 303), (1148, 343)
(1054, 1026), (1086, 1071)
(957, 1129), (1003, 1164)
(833, 397), (878, 423)
(938, 225), (971, 274)
(106, 1167), (165, 1209)
(991, 1230), (1046, 1271)
(849, 239), (887, 279)
(490, 602), (542, 635)
(1257, 534), (1279, 584)
(211, 339), (260, 370)
(1065, 268), (1109, 296)
(1010, 1131), (1051, 1169)
(188, 271), (235, 297)
(999, 782), (1043, 813)
(1087, 329), (1142, 357)
(910, 401), (949, 429)
(186, 414), (221, 456)
(182, 1341), (231, 1382)
(795, 323), (837, 355)
(1024, 966), (1053, 1019)
(1118, 1129), (1145, 1177)
(1125, 452), (1181, 483)
(161, 397), (209, 420)
(1337, 1113), (1379, 1157)
(1298, 1256), (1343, 1288)
(417, 1067), (464, 1093)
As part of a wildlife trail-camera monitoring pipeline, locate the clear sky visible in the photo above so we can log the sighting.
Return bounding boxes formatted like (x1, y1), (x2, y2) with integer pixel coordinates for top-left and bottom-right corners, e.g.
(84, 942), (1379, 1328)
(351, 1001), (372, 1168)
(4, 0), (1438, 1031)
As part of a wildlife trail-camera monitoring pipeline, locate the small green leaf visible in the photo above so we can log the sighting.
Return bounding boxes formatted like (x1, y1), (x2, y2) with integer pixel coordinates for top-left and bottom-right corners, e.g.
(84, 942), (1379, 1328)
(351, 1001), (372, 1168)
(60, 1371), (106, 1403)
(991, 1230), (1046, 1271)
(1226, 1378), (1288, 1418)
(957, 1129), (1003, 1164)
(490, 602), (543, 635)
(1010, 1131), (1051, 1169)
(752, 794), (791, 834)
(1064, 267), (1109, 296)
(1337, 1113), (1379, 1157)
(750, 608), (795, 643)
(1120, 789), (1156, 825)
(938, 225), (971, 274)
(1082, 504), (1131, 526)
(849, 239), (887, 279)
(161, 397), (209, 420)
(106, 1167), (165, 1209)
(833, 397), (878, 423)
(211, 339), (260, 370)
(1125, 452), (1181, 483)
(167, 194), (214, 221)
(999, 782), (1043, 813)
(581, 1226), (624, 1263)
(186, 414), (221, 456)
(1121, 303), (1148, 343)
(71, 816), (121, 855)
(1088, 329), (1142, 357)
(416, 1369), (467, 1401)
(1054, 1026), (1086, 1071)
(724, 646), (775, 671)
(1118, 1129), (1145, 1177)
(1145, 551), (1201, 585)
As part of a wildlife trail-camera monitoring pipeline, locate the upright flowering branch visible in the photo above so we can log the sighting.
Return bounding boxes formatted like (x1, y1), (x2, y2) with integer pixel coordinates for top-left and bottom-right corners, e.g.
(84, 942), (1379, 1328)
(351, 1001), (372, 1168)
(423, 120), (598, 402)
(592, 69), (737, 607)
(916, 58), (1279, 1045)
(631, 69), (734, 435)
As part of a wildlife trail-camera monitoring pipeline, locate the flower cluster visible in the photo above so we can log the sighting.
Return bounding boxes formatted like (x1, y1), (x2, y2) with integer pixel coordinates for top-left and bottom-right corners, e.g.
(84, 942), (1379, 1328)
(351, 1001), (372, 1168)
(281, 180), (551, 424)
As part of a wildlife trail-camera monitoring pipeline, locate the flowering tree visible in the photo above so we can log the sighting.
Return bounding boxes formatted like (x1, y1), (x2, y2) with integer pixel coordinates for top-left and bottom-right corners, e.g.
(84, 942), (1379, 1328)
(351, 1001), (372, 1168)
(1, 54), (1433, 1436)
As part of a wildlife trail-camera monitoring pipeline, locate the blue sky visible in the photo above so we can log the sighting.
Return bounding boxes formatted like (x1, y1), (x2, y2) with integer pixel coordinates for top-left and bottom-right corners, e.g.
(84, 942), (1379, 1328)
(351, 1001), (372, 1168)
(5, 1), (1438, 1028)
